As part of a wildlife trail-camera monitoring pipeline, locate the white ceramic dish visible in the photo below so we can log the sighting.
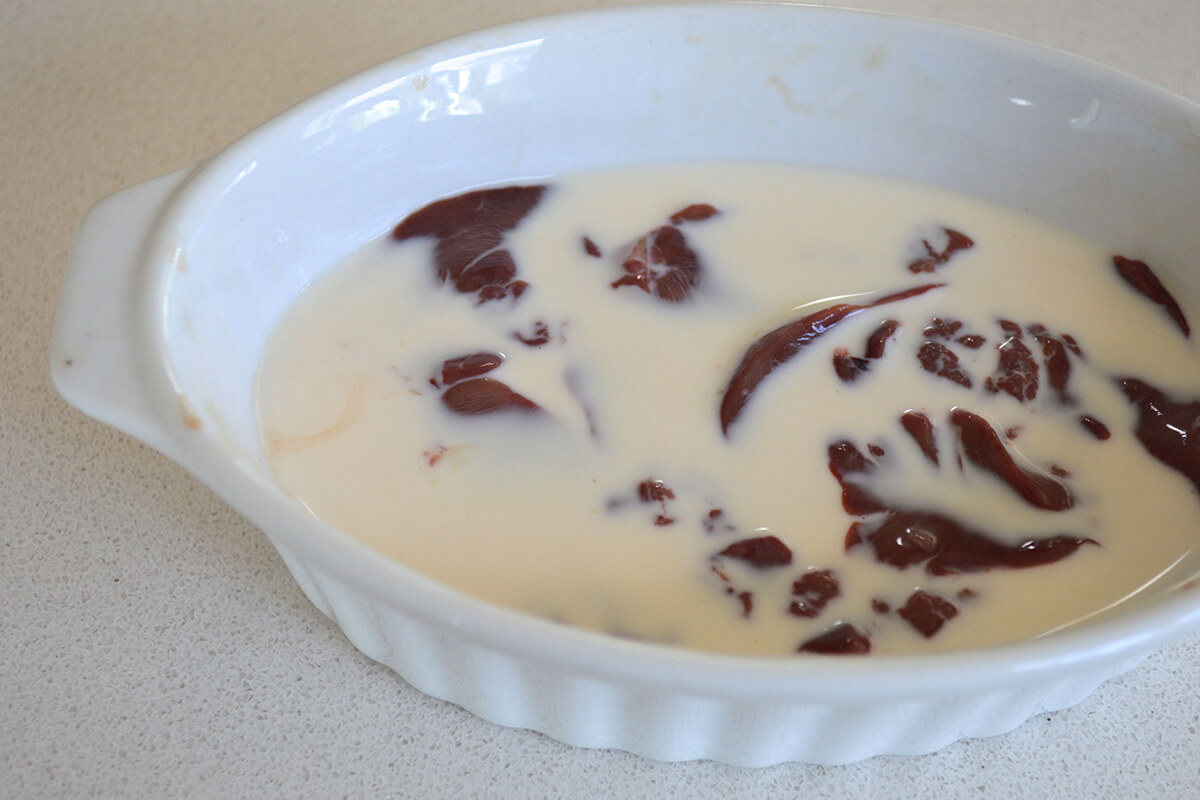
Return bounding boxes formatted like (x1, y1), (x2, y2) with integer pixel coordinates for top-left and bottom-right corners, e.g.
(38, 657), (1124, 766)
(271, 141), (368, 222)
(51, 3), (1200, 765)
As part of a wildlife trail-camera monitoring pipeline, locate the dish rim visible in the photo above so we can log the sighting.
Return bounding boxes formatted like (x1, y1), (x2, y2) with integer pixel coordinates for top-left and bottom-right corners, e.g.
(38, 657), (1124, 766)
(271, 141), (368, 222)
(125, 0), (1200, 700)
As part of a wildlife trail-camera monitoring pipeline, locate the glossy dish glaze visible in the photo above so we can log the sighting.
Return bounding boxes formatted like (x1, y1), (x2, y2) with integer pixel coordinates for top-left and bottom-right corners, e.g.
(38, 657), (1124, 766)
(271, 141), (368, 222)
(51, 4), (1200, 764)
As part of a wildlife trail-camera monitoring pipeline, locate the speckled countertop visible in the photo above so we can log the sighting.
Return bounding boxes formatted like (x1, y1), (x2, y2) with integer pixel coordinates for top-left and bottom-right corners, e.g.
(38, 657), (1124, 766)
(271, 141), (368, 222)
(5, 0), (1200, 797)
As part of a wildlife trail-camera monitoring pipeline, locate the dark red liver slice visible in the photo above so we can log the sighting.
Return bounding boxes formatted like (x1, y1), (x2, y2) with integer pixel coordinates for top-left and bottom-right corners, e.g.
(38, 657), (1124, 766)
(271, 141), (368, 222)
(612, 224), (703, 302)
(441, 378), (540, 415)
(897, 590), (958, 637)
(830, 437), (1093, 575)
(1119, 378), (1200, 494)
(833, 319), (901, 383)
(437, 352), (503, 387)
(907, 227), (974, 274)
(846, 508), (1095, 576)
(917, 341), (972, 388)
(392, 185), (547, 303)
(715, 535), (793, 568)
(798, 623), (871, 655)
(668, 203), (719, 224)
(789, 569), (840, 618)
(951, 408), (1074, 511)
(1113, 256), (1190, 336)
(984, 320), (1039, 402)
(720, 283), (942, 435)
(901, 411), (939, 464)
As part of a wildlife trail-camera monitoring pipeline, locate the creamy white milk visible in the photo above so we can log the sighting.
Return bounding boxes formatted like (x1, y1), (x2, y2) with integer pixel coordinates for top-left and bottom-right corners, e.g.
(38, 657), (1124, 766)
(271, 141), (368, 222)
(256, 163), (1200, 655)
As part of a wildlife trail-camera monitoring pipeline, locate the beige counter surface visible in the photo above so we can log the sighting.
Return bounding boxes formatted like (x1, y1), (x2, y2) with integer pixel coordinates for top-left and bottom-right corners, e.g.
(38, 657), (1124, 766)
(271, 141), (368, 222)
(5, 1), (1199, 796)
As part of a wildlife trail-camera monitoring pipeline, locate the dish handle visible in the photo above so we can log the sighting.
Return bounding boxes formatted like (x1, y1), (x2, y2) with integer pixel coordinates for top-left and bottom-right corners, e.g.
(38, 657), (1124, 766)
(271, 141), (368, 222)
(50, 168), (193, 455)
